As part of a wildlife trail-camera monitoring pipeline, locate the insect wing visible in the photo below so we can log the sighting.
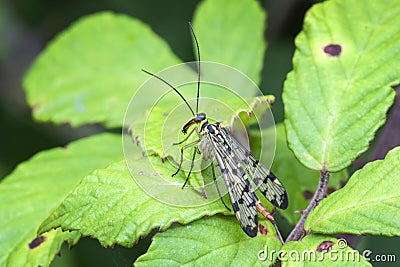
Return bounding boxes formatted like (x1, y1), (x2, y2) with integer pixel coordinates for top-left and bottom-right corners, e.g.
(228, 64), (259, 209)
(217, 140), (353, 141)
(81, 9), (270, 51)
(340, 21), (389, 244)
(205, 128), (259, 237)
(220, 128), (288, 209)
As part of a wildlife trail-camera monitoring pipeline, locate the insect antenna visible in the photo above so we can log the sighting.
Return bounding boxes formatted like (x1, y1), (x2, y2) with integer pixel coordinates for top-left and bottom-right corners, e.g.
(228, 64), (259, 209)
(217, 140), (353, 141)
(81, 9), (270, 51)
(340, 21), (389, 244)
(188, 22), (201, 113)
(141, 69), (195, 116)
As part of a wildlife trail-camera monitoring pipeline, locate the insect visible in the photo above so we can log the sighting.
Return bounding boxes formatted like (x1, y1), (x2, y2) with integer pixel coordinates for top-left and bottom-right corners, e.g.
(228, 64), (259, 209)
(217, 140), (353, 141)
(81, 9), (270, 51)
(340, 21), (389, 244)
(143, 22), (288, 237)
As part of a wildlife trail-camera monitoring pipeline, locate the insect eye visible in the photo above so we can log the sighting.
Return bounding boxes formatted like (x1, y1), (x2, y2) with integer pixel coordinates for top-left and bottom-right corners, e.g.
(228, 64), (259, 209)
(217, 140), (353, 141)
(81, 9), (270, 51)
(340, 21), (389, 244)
(195, 113), (206, 122)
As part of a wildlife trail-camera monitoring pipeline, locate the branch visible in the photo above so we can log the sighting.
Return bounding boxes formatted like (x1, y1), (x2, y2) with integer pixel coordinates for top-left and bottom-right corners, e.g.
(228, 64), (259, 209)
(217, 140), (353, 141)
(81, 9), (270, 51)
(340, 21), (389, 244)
(286, 170), (330, 242)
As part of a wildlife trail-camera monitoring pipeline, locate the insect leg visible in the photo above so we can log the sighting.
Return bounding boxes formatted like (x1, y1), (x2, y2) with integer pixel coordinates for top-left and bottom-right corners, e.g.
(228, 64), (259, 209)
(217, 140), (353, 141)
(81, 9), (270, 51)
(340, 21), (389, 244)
(211, 161), (231, 211)
(182, 148), (198, 188)
(171, 138), (201, 178)
(173, 127), (197, 145)
(171, 127), (197, 177)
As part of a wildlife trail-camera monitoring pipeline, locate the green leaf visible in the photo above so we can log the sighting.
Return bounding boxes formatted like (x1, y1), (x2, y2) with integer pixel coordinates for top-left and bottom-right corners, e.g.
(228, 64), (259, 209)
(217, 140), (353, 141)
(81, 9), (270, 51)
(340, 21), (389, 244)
(135, 215), (282, 266)
(24, 2), (267, 129)
(283, 0), (399, 171)
(23, 12), (180, 127)
(255, 124), (347, 225)
(233, 96), (276, 149)
(7, 229), (80, 267)
(0, 133), (123, 266)
(193, 0), (266, 85)
(140, 95), (274, 159)
(305, 147), (400, 236)
(280, 235), (371, 266)
(39, 159), (231, 247)
(126, 95), (275, 195)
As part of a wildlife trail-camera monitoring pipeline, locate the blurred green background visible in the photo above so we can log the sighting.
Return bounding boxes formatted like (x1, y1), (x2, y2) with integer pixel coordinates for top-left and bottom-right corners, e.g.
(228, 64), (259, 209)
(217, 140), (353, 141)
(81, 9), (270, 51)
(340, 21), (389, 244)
(0, 0), (398, 266)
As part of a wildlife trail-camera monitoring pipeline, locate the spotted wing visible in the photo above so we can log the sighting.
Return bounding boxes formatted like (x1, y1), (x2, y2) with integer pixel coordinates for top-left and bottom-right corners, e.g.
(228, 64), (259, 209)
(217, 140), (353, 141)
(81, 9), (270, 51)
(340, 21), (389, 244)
(204, 130), (259, 237)
(220, 128), (288, 210)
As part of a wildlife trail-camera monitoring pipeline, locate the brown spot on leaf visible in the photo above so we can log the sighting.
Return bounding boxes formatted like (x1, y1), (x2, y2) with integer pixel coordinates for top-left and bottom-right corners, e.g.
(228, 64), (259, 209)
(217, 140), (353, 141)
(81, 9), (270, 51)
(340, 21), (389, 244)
(200, 190), (207, 199)
(136, 137), (141, 147)
(258, 224), (268, 235)
(28, 235), (46, 249)
(316, 240), (334, 252)
(324, 44), (342, 56)
(303, 190), (314, 200)
(326, 187), (336, 195)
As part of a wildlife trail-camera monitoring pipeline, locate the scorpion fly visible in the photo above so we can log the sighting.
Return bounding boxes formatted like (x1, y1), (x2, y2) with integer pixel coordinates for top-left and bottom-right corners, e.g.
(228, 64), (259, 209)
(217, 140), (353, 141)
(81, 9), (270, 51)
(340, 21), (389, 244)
(142, 22), (288, 237)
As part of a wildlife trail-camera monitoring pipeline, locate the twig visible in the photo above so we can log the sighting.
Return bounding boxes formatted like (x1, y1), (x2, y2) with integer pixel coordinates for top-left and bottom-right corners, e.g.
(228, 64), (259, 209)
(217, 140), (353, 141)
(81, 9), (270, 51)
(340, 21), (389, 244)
(286, 170), (330, 242)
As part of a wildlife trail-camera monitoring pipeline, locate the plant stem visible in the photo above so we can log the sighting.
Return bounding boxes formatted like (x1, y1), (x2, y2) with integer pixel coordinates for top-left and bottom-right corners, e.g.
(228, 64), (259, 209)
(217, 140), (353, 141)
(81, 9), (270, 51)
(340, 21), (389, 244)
(286, 170), (330, 242)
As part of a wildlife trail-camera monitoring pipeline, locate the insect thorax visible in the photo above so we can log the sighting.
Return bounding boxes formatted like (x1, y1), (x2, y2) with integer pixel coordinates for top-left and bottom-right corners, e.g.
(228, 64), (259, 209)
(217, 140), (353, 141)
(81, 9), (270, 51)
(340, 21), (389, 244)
(199, 121), (222, 161)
